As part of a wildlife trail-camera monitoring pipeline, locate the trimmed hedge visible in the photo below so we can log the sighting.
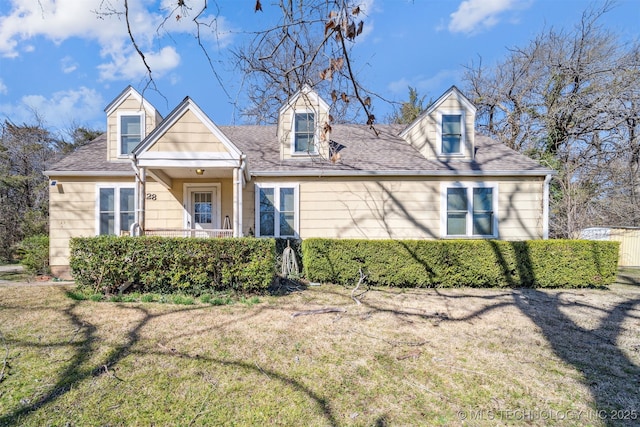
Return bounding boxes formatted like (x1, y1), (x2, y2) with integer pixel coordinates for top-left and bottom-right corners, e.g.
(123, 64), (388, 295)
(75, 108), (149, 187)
(302, 239), (619, 288)
(70, 236), (276, 295)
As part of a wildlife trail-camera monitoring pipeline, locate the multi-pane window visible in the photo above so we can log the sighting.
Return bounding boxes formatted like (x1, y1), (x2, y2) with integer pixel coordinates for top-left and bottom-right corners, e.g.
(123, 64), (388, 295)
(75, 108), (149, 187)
(257, 184), (298, 237)
(294, 112), (316, 154)
(472, 188), (494, 235)
(445, 185), (496, 237)
(441, 114), (462, 154)
(98, 186), (135, 235)
(119, 114), (143, 155)
(446, 188), (468, 235)
(193, 192), (213, 225)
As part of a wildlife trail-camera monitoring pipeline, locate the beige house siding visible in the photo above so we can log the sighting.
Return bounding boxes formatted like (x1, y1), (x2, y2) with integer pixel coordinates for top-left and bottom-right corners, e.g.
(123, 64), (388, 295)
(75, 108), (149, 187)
(146, 110), (230, 153)
(49, 176), (236, 278)
(496, 179), (544, 240)
(403, 92), (475, 161)
(48, 176), (135, 278)
(241, 183), (255, 236)
(249, 175), (544, 240)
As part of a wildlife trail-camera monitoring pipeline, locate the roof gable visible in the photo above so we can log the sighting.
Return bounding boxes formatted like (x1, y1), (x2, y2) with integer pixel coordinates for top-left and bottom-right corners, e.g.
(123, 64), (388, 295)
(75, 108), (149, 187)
(104, 85), (157, 117)
(277, 84), (330, 117)
(400, 86), (476, 139)
(133, 97), (242, 159)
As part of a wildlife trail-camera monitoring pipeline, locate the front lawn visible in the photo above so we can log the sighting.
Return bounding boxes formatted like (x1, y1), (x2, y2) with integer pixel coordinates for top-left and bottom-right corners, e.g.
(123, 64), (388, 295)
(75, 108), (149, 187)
(0, 279), (639, 426)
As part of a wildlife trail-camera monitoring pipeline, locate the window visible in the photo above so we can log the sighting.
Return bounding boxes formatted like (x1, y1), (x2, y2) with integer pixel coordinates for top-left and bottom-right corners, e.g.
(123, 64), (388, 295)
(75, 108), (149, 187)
(441, 114), (462, 154)
(293, 112), (316, 154)
(443, 184), (497, 237)
(256, 184), (298, 237)
(118, 112), (144, 156)
(437, 111), (466, 155)
(97, 185), (135, 235)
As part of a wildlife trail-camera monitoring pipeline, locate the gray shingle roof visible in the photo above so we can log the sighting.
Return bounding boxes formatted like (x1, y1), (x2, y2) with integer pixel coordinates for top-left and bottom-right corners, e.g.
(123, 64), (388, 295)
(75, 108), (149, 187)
(221, 124), (552, 176)
(45, 133), (133, 175)
(47, 123), (553, 176)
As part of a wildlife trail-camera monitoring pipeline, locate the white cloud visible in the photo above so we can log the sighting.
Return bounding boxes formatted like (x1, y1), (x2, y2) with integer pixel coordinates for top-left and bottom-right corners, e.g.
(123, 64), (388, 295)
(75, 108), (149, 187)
(0, 87), (104, 131)
(448, 0), (525, 34)
(61, 56), (77, 74)
(0, 79), (7, 95)
(97, 46), (181, 81)
(0, 0), (233, 80)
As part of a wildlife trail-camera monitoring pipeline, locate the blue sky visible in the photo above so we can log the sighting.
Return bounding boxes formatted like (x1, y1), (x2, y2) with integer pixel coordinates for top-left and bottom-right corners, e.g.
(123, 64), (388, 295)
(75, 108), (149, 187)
(0, 0), (638, 137)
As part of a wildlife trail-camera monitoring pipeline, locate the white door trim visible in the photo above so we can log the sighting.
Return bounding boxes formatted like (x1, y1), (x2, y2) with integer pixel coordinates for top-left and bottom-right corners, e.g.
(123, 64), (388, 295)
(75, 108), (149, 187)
(183, 183), (222, 229)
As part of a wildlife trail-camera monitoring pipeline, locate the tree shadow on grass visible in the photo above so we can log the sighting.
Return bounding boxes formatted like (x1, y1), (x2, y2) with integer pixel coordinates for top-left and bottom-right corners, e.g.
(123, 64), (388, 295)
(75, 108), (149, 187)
(489, 241), (640, 424)
(0, 288), (338, 426)
(315, 240), (640, 423)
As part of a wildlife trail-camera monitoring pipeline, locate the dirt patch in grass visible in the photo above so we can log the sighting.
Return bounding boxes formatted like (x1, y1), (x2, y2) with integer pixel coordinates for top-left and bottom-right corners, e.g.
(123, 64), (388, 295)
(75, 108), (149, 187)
(0, 282), (639, 426)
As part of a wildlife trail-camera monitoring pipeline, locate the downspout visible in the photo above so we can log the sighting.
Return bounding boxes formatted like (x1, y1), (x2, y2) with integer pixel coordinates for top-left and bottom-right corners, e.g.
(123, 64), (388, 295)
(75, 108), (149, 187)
(233, 167), (239, 237)
(129, 155), (146, 236)
(543, 174), (552, 240)
(233, 156), (247, 237)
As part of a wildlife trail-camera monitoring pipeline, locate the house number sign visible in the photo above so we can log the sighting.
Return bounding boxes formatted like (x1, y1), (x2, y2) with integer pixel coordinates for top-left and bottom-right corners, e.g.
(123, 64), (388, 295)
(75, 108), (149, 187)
(146, 193), (157, 200)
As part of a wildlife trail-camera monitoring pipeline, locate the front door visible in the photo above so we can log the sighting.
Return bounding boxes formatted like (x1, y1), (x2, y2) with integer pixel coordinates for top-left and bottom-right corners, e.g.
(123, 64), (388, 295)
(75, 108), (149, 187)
(185, 185), (219, 235)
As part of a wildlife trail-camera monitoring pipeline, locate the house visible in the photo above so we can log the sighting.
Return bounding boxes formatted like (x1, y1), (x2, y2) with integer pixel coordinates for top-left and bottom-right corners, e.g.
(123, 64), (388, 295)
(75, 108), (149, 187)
(45, 85), (555, 278)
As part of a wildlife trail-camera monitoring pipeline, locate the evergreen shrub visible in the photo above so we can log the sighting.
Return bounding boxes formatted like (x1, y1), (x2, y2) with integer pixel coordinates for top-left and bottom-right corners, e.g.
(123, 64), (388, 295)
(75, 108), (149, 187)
(302, 239), (619, 288)
(70, 236), (276, 295)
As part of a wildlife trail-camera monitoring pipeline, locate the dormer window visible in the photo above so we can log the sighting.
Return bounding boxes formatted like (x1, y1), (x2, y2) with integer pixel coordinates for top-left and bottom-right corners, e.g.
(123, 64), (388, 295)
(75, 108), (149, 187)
(441, 114), (462, 154)
(118, 112), (144, 156)
(293, 112), (317, 154)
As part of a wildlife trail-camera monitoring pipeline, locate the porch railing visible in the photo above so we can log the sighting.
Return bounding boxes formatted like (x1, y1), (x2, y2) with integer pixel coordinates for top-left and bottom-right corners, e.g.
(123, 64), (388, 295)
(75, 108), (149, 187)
(144, 229), (234, 238)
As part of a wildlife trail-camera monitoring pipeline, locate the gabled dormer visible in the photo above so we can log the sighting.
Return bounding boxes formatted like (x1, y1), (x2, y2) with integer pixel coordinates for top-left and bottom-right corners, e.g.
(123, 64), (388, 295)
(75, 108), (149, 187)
(104, 86), (162, 161)
(400, 86), (476, 161)
(277, 85), (331, 160)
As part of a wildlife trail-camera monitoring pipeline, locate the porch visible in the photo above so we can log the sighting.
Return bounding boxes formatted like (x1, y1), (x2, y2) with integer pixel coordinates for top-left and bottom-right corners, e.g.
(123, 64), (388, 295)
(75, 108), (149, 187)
(130, 161), (248, 239)
(144, 228), (234, 238)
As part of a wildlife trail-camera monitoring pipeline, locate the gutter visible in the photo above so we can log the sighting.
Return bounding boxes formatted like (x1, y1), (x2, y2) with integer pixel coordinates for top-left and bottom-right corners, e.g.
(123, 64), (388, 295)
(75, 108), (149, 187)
(43, 170), (135, 177)
(252, 169), (557, 178)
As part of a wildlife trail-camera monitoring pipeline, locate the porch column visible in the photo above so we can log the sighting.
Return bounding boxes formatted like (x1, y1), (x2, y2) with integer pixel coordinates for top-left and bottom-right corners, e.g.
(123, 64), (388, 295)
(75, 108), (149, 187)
(137, 166), (146, 235)
(138, 168), (147, 235)
(233, 167), (240, 237)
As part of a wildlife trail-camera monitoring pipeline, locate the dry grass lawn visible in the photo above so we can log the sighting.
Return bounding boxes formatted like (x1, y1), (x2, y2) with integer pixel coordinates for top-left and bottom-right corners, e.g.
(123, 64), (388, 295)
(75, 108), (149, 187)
(0, 276), (639, 426)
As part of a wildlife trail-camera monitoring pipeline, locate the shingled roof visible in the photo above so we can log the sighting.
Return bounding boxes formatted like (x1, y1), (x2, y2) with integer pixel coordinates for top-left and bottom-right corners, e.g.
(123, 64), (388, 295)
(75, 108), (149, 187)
(46, 123), (552, 177)
(221, 124), (552, 176)
(45, 133), (133, 175)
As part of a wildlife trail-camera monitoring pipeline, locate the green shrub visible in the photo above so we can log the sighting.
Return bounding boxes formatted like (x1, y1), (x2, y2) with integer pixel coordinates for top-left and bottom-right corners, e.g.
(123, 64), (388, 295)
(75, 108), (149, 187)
(15, 234), (49, 275)
(302, 239), (619, 288)
(70, 236), (276, 295)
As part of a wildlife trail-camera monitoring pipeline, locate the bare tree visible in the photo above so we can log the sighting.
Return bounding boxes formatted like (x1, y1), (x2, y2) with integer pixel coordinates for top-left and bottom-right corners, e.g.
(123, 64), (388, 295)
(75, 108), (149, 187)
(463, 1), (640, 236)
(0, 121), (56, 260)
(98, 0), (378, 126)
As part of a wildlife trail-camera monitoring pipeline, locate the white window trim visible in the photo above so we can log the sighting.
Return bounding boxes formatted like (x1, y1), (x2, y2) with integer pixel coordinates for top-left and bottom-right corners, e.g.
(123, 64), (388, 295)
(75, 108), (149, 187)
(117, 111), (145, 158)
(290, 109), (318, 156)
(95, 183), (137, 235)
(183, 183), (222, 229)
(440, 182), (499, 238)
(436, 110), (466, 157)
(255, 183), (300, 238)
